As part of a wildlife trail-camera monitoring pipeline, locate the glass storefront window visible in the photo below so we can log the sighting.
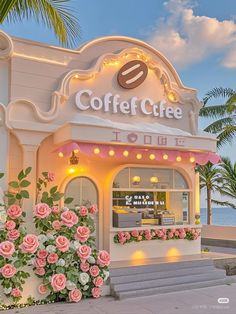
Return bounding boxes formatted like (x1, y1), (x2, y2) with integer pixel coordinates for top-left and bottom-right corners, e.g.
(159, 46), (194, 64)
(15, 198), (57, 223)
(112, 167), (190, 228)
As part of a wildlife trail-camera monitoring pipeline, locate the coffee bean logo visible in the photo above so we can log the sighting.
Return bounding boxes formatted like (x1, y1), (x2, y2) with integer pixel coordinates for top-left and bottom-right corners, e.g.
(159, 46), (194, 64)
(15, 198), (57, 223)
(117, 60), (148, 89)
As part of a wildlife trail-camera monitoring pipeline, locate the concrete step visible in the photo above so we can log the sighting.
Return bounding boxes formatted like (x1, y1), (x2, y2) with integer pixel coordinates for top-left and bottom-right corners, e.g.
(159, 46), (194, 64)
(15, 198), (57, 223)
(110, 259), (213, 277)
(115, 277), (235, 300)
(112, 270), (226, 293)
(110, 265), (215, 285)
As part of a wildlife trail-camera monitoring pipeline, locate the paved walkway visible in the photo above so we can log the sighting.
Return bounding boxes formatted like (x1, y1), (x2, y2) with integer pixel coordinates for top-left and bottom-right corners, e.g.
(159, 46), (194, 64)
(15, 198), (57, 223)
(5, 283), (236, 314)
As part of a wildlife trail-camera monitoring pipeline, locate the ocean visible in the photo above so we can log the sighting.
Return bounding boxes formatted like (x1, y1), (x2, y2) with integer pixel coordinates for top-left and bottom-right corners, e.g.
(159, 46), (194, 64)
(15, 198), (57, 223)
(201, 207), (236, 226)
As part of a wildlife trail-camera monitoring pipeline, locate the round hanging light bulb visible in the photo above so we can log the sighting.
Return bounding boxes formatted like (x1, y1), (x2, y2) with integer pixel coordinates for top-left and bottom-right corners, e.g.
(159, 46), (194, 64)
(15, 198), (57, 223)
(58, 152), (64, 158)
(123, 150), (129, 157)
(190, 157), (195, 163)
(176, 156), (182, 162)
(74, 149), (79, 154)
(163, 154), (168, 160)
(68, 167), (76, 174)
(93, 148), (100, 155)
(136, 153), (142, 160)
(150, 176), (158, 184)
(149, 154), (155, 160)
(74, 74), (79, 79)
(108, 149), (115, 157)
(132, 176), (141, 184)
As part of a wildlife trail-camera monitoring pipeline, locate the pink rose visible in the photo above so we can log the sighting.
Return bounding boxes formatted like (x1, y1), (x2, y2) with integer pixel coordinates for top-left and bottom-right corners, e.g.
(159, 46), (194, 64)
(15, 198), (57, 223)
(34, 258), (46, 268)
(89, 265), (100, 277)
(137, 235), (142, 241)
(38, 284), (48, 295)
(92, 287), (101, 298)
(97, 250), (110, 267)
(20, 234), (39, 254)
(7, 205), (22, 219)
(125, 232), (131, 240)
(75, 226), (90, 242)
(80, 262), (90, 272)
(179, 232), (186, 239)
(52, 206), (60, 214)
(79, 206), (88, 217)
(11, 288), (21, 298)
(47, 252), (59, 264)
(168, 232), (174, 239)
(51, 273), (66, 292)
(61, 210), (78, 227)
(0, 241), (15, 258)
(1, 264), (17, 278)
(185, 227), (191, 232)
(145, 234), (152, 240)
(47, 172), (55, 182)
(69, 288), (82, 303)
(89, 204), (98, 215)
(37, 249), (48, 259)
(5, 220), (16, 230)
(52, 220), (62, 230)
(35, 268), (45, 276)
(56, 236), (70, 252)
(131, 230), (139, 237)
(175, 231), (180, 237)
(161, 235), (167, 240)
(34, 203), (51, 219)
(7, 229), (20, 241)
(93, 276), (104, 287)
(77, 245), (91, 262)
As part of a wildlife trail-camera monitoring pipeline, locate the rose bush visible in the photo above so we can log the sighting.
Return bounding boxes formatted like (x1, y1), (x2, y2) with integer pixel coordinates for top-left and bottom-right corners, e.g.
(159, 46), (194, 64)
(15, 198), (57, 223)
(114, 228), (201, 245)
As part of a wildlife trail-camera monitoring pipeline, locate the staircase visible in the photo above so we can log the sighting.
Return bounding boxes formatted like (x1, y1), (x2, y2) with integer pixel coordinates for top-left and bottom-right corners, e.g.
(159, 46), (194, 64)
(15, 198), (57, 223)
(110, 259), (235, 300)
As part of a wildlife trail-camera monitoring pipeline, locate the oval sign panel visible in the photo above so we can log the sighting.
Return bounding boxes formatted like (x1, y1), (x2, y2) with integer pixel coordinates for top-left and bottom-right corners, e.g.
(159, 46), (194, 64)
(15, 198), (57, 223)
(117, 60), (148, 89)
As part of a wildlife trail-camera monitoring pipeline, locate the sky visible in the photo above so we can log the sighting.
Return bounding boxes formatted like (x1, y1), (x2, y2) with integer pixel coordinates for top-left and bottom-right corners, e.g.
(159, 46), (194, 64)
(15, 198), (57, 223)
(1, 0), (236, 207)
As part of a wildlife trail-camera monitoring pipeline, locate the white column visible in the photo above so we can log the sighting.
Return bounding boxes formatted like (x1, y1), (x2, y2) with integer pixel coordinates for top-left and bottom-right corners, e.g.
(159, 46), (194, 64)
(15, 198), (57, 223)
(21, 144), (39, 231)
(0, 125), (9, 191)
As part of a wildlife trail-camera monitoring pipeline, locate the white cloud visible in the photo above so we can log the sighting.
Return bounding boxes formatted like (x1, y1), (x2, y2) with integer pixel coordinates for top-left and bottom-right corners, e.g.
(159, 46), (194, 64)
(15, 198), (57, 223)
(148, 0), (236, 69)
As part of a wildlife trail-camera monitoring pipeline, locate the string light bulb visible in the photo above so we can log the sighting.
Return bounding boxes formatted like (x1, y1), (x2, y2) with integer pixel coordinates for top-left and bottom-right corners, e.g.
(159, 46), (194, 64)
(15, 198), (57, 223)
(132, 176), (141, 185)
(108, 149), (115, 157)
(150, 176), (158, 184)
(74, 74), (79, 79)
(149, 154), (155, 160)
(93, 148), (100, 155)
(123, 150), (129, 157)
(163, 154), (168, 160)
(74, 149), (79, 154)
(58, 152), (64, 158)
(190, 157), (195, 163)
(136, 153), (142, 160)
(176, 156), (182, 162)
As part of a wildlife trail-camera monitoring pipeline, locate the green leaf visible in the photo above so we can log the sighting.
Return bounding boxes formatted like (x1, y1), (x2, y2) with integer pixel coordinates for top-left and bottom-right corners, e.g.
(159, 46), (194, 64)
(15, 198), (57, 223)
(14, 260), (21, 268)
(20, 190), (29, 199)
(5, 193), (15, 198)
(52, 192), (63, 201)
(50, 186), (58, 194)
(9, 181), (19, 188)
(15, 193), (22, 200)
(64, 197), (73, 204)
(25, 167), (32, 176)
(42, 172), (48, 178)
(56, 267), (65, 273)
(0, 173), (4, 179)
(8, 197), (16, 205)
(20, 180), (31, 187)
(18, 170), (25, 181)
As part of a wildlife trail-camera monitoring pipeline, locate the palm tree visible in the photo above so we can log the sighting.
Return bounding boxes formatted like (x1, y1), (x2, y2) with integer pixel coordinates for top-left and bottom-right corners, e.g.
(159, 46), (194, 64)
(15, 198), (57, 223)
(197, 163), (222, 225)
(0, 0), (80, 47)
(214, 157), (236, 209)
(200, 87), (236, 148)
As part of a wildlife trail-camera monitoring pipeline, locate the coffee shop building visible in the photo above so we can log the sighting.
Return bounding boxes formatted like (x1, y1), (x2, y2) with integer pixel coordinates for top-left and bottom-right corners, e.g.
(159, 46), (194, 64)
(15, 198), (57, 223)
(0, 30), (219, 263)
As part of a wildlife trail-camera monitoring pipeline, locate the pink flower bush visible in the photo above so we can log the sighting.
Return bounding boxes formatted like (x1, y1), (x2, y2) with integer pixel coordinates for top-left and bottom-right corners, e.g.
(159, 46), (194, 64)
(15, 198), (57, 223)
(52, 220), (62, 230)
(7, 205), (22, 219)
(47, 252), (59, 264)
(77, 245), (92, 262)
(92, 287), (101, 298)
(0, 241), (15, 258)
(114, 228), (201, 245)
(80, 262), (90, 272)
(37, 249), (48, 259)
(5, 220), (16, 230)
(97, 251), (110, 267)
(79, 206), (88, 217)
(47, 172), (55, 182)
(34, 203), (51, 219)
(51, 273), (66, 292)
(38, 284), (48, 295)
(93, 276), (104, 287)
(11, 288), (22, 298)
(20, 234), (39, 254)
(34, 258), (46, 268)
(89, 265), (100, 277)
(7, 229), (20, 241)
(69, 288), (82, 302)
(1, 264), (17, 278)
(61, 210), (78, 227)
(89, 204), (98, 215)
(56, 235), (70, 252)
(75, 226), (90, 242)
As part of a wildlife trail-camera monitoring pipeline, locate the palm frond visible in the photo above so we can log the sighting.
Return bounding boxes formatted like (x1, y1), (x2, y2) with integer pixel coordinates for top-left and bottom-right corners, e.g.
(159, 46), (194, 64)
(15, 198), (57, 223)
(217, 125), (236, 148)
(199, 104), (228, 118)
(212, 199), (236, 209)
(0, 0), (17, 23)
(203, 87), (235, 105)
(225, 93), (236, 113)
(1, 0), (80, 47)
(204, 116), (235, 133)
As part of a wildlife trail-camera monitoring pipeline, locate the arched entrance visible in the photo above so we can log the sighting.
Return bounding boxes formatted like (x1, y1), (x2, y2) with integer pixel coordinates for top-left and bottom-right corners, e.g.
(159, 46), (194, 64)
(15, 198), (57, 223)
(64, 176), (99, 246)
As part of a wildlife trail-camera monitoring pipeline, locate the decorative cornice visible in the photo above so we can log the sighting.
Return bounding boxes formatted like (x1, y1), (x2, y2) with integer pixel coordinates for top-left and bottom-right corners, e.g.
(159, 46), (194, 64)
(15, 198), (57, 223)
(0, 31), (13, 60)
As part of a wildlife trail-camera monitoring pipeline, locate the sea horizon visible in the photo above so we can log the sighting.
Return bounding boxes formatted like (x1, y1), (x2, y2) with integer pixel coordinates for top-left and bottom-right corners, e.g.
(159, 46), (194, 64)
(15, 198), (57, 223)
(200, 207), (236, 226)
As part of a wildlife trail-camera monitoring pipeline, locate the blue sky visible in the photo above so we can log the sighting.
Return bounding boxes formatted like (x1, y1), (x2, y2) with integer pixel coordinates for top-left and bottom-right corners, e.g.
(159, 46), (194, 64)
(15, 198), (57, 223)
(1, 0), (236, 206)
